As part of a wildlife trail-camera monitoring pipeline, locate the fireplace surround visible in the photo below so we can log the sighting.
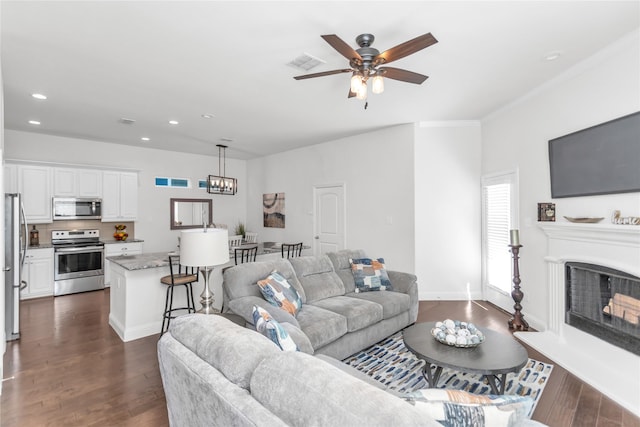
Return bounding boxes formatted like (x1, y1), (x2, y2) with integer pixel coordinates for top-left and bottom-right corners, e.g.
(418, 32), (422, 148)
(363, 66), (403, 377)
(515, 222), (640, 416)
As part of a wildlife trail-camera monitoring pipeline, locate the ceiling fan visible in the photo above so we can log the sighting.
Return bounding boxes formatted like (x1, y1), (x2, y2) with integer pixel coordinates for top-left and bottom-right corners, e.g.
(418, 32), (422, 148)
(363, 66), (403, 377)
(293, 32), (438, 101)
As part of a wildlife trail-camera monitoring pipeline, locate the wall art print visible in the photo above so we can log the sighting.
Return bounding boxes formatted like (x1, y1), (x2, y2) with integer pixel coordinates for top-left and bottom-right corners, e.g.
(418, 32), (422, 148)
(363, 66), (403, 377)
(263, 192), (285, 228)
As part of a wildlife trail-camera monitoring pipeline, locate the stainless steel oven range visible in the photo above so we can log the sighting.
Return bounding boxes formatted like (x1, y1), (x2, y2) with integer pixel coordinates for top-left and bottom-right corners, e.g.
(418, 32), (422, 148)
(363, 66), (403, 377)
(52, 229), (105, 296)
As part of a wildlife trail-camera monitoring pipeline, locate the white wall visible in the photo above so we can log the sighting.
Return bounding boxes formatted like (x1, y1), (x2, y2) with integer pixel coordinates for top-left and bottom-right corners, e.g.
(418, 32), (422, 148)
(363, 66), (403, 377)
(1, 3), (6, 391)
(4, 130), (247, 253)
(415, 122), (482, 300)
(246, 124), (416, 274)
(481, 30), (640, 329)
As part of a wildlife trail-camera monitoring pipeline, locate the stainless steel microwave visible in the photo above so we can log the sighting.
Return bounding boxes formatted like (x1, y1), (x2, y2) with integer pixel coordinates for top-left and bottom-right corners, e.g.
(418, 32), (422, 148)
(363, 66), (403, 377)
(52, 197), (102, 220)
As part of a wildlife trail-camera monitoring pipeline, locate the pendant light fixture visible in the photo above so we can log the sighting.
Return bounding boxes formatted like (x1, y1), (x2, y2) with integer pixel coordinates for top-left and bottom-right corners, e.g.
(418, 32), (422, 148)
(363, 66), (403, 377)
(207, 144), (237, 195)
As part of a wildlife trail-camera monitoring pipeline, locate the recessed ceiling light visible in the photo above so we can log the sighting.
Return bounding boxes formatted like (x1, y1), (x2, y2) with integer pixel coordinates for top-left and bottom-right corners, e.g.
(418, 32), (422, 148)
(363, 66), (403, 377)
(28, 120), (41, 125)
(141, 137), (150, 141)
(543, 51), (563, 61)
(201, 114), (214, 119)
(31, 93), (47, 100)
(168, 120), (179, 125)
(220, 137), (233, 142)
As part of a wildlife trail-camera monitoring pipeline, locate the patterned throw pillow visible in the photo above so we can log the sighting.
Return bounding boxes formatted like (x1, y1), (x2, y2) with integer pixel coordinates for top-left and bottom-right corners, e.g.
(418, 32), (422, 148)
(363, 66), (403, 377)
(404, 389), (533, 427)
(257, 270), (303, 316)
(350, 258), (393, 293)
(252, 305), (298, 351)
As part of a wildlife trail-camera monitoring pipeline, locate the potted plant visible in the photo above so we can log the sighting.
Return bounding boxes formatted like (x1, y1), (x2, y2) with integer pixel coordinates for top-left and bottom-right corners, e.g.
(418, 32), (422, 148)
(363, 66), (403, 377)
(234, 222), (246, 238)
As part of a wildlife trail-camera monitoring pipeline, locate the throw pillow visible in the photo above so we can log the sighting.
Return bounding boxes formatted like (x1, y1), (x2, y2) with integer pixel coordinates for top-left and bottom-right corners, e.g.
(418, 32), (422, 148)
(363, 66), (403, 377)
(257, 270), (303, 316)
(404, 389), (533, 427)
(252, 305), (298, 352)
(350, 258), (393, 293)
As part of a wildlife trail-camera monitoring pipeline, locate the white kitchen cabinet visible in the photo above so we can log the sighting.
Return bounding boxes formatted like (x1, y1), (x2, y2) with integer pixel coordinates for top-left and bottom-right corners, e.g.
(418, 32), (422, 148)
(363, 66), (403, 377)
(53, 168), (102, 198)
(104, 241), (143, 286)
(4, 164), (18, 193)
(19, 165), (53, 223)
(21, 247), (54, 299)
(102, 171), (138, 222)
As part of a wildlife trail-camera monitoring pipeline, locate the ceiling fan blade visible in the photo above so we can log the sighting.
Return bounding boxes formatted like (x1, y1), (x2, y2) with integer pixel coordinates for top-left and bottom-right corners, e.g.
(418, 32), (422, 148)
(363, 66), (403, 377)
(321, 34), (362, 62)
(375, 33), (438, 65)
(380, 67), (428, 84)
(293, 69), (352, 80)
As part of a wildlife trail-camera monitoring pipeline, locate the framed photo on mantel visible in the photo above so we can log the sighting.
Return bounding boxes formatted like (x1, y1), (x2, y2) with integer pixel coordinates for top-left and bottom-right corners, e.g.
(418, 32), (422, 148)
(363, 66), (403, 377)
(538, 202), (556, 222)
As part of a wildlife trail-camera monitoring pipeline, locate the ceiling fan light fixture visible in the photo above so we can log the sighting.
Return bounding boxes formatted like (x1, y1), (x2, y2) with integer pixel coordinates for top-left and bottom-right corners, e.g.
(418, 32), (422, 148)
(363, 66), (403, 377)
(350, 72), (363, 92)
(356, 82), (367, 100)
(372, 74), (384, 94)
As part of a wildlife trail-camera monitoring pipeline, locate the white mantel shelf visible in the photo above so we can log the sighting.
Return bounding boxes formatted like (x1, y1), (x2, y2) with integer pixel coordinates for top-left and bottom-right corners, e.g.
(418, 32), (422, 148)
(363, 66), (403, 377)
(539, 222), (640, 247)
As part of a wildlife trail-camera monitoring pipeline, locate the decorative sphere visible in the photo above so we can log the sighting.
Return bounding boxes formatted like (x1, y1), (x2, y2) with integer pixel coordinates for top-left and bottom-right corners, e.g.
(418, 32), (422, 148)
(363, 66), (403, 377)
(435, 321), (444, 329)
(444, 319), (455, 329)
(456, 336), (467, 345)
(446, 334), (457, 344)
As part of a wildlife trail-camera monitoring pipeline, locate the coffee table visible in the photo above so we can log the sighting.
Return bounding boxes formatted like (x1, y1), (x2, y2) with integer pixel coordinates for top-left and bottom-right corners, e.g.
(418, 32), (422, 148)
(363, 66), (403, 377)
(403, 321), (528, 394)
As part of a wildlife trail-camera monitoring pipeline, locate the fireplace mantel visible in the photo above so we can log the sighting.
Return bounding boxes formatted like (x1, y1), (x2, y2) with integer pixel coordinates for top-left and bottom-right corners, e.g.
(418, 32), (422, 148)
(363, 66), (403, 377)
(515, 221), (640, 416)
(540, 222), (640, 247)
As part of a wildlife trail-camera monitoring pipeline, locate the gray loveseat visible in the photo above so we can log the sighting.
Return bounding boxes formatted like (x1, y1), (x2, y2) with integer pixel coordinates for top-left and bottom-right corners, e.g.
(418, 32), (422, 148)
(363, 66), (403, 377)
(222, 249), (418, 359)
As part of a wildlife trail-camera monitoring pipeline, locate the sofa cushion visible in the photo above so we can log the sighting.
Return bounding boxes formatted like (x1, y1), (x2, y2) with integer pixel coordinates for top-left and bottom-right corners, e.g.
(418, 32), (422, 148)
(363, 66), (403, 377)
(251, 351), (439, 427)
(295, 304), (348, 349)
(310, 296), (383, 332)
(289, 255), (345, 303)
(168, 314), (279, 390)
(326, 249), (367, 294)
(257, 270), (303, 316)
(223, 259), (306, 303)
(405, 389), (534, 427)
(350, 257), (393, 292)
(346, 290), (410, 320)
(252, 306), (298, 351)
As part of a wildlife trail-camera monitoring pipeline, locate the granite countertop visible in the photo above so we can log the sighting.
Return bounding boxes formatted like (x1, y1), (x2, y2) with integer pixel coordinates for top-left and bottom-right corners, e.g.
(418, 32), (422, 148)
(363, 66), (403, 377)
(26, 243), (54, 249)
(101, 238), (145, 244)
(107, 252), (172, 271)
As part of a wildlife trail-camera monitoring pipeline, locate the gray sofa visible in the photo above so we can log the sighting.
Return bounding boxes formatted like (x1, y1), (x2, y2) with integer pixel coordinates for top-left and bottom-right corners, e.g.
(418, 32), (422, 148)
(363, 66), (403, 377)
(221, 249), (418, 360)
(158, 313), (441, 426)
(158, 314), (545, 427)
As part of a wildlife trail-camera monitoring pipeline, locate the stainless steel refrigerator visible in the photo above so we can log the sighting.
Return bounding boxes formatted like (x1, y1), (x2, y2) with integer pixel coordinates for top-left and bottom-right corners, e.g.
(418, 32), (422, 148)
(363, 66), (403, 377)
(4, 193), (27, 341)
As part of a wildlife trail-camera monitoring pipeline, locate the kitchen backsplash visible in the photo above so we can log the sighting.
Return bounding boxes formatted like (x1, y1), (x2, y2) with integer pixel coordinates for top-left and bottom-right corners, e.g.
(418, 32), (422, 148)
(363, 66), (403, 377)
(31, 220), (135, 244)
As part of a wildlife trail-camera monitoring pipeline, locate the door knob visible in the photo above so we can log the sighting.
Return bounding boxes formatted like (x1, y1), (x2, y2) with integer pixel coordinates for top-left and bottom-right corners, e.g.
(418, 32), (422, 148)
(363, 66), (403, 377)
(314, 236), (319, 239)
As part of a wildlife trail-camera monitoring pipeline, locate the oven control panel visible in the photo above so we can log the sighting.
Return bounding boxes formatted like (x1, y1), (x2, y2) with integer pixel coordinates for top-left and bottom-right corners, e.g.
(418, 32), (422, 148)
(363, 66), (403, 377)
(52, 229), (100, 240)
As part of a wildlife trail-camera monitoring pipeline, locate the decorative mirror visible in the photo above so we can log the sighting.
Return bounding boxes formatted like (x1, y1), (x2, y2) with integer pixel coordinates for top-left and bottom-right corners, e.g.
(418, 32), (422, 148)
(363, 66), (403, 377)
(170, 198), (213, 230)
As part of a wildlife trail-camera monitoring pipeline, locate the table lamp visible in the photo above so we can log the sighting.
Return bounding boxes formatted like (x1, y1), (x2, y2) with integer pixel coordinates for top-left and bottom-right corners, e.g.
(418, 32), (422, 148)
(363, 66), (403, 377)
(180, 227), (229, 314)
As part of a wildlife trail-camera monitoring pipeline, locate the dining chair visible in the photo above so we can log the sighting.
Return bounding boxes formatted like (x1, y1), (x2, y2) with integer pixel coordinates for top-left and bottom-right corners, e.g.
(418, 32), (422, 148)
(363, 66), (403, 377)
(281, 242), (303, 259)
(244, 232), (258, 243)
(160, 255), (198, 335)
(228, 234), (243, 249)
(234, 245), (258, 265)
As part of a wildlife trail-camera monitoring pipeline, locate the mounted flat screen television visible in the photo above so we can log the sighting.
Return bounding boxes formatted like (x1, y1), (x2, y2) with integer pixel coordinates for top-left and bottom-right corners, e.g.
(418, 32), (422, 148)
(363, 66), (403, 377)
(548, 111), (640, 198)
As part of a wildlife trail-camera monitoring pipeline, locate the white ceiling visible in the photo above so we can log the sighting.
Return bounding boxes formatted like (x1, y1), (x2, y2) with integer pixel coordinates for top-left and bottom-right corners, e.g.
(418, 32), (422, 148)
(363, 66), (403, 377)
(2, 1), (639, 160)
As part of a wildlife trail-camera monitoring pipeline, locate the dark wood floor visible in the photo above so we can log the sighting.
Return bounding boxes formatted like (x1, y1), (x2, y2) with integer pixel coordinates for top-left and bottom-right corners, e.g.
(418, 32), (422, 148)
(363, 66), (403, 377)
(2, 291), (639, 426)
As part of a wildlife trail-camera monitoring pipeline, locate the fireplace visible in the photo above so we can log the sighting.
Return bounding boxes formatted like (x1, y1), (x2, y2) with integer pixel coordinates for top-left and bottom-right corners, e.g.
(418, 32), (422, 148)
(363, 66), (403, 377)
(565, 262), (640, 355)
(514, 222), (640, 416)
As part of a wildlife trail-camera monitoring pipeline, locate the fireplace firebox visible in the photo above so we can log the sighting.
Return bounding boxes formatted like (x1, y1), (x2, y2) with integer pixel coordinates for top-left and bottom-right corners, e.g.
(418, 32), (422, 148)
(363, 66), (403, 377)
(566, 262), (640, 355)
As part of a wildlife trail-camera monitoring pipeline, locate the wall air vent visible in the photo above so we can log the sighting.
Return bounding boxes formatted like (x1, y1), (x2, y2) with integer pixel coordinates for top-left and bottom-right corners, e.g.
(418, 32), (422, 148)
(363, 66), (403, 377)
(118, 117), (136, 125)
(287, 53), (325, 71)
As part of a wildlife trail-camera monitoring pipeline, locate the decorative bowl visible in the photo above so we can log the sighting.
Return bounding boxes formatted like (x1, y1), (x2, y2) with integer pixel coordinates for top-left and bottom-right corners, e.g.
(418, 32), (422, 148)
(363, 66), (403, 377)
(431, 319), (485, 348)
(563, 216), (604, 224)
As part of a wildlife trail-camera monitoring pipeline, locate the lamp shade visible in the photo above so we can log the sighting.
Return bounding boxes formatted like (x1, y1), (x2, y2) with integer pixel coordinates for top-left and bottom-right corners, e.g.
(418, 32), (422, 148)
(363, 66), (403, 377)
(180, 228), (229, 267)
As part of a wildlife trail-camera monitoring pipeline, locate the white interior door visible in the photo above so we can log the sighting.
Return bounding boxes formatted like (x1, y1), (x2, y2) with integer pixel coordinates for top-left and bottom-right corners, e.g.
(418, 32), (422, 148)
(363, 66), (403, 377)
(313, 184), (345, 256)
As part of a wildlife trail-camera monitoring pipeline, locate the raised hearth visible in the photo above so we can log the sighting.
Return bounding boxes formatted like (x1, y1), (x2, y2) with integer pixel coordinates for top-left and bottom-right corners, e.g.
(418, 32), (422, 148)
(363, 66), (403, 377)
(515, 222), (640, 416)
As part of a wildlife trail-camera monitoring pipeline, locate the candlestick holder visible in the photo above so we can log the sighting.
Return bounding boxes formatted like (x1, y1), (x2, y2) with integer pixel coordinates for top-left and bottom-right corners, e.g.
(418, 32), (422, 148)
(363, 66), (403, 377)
(508, 244), (529, 331)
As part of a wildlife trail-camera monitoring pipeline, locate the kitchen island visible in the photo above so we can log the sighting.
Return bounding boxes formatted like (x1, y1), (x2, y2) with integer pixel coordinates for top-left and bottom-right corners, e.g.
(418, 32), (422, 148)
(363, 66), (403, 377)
(107, 243), (292, 342)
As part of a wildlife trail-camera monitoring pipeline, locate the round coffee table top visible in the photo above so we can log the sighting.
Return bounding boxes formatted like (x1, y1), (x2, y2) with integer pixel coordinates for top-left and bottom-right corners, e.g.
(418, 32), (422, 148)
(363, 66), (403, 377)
(403, 321), (528, 376)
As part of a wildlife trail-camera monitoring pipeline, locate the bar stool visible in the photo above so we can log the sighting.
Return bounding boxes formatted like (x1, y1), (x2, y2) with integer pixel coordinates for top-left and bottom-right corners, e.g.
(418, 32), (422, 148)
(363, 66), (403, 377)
(234, 245), (258, 265)
(160, 255), (198, 335)
(281, 242), (303, 259)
